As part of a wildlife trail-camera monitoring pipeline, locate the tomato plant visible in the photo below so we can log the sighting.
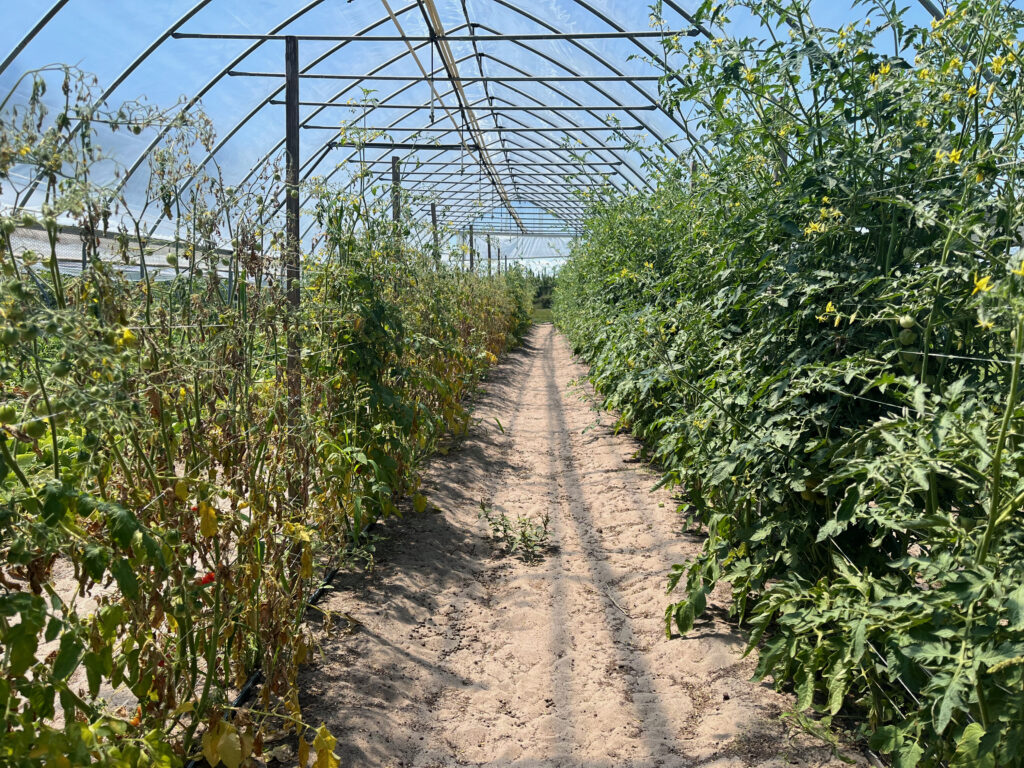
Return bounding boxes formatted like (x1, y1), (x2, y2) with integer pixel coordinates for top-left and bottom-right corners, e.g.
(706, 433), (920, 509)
(556, 1), (1024, 764)
(0, 66), (532, 766)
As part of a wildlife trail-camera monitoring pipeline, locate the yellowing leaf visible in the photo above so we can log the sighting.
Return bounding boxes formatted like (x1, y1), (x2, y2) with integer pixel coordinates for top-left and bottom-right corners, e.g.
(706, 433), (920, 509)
(174, 480), (188, 502)
(413, 493), (427, 514)
(217, 724), (243, 768)
(202, 722), (222, 767)
(199, 501), (218, 538)
(298, 737), (310, 767)
(313, 724), (339, 768)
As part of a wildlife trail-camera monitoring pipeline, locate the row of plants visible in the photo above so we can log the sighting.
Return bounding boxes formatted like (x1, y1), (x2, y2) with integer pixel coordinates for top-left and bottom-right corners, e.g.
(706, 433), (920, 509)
(556, 1), (1024, 765)
(0, 67), (533, 766)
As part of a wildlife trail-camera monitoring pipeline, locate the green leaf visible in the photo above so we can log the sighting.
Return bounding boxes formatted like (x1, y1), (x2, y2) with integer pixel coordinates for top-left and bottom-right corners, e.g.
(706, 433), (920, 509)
(104, 502), (141, 549)
(52, 633), (84, 680)
(82, 544), (109, 581)
(870, 725), (901, 753)
(1007, 583), (1024, 629)
(7, 622), (39, 677)
(933, 664), (969, 734)
(110, 558), (139, 600)
(827, 659), (849, 715)
(895, 741), (924, 768)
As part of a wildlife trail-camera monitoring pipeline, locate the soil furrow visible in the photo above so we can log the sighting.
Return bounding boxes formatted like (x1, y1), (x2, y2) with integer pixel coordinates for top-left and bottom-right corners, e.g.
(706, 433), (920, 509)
(298, 325), (854, 768)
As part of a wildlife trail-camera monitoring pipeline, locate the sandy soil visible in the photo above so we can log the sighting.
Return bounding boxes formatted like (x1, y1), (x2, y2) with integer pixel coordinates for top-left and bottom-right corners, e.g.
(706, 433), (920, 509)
(299, 324), (853, 768)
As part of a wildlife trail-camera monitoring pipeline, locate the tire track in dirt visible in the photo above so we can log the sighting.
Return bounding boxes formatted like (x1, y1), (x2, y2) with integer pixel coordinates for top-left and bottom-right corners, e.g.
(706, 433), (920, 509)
(298, 325), (854, 768)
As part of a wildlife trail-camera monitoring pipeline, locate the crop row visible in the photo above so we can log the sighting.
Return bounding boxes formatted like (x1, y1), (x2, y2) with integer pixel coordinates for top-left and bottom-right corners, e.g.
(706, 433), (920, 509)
(556, 2), (1024, 765)
(0, 67), (533, 766)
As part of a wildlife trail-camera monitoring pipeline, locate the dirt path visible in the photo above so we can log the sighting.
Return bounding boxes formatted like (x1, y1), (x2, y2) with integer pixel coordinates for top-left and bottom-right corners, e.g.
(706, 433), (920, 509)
(300, 324), (850, 768)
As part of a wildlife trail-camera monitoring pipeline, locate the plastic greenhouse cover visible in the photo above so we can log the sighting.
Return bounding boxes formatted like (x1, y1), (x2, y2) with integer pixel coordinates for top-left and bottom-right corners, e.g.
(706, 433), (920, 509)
(0, 1), (946, 268)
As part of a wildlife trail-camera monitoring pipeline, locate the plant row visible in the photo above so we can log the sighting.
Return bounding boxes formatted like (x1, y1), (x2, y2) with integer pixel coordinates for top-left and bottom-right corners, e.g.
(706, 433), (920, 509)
(556, 2), (1024, 765)
(0, 68), (533, 766)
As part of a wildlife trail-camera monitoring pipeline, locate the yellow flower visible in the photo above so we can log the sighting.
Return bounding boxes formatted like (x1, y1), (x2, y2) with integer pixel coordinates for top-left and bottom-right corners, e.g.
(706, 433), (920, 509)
(916, 117), (929, 128)
(18, 146), (30, 156)
(869, 72), (879, 85)
(967, 84), (978, 97)
(825, 301), (836, 314)
(972, 274), (993, 295)
(879, 62), (891, 76)
(992, 55), (1006, 75)
(935, 149), (947, 162)
(742, 67), (755, 84)
(1012, 263), (1024, 277)
(804, 221), (827, 235)
(948, 147), (963, 164)
(977, 317), (994, 331)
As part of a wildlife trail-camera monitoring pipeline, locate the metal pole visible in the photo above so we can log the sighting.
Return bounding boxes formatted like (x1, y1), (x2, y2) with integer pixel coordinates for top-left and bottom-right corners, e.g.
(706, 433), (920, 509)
(430, 202), (439, 258)
(391, 155), (401, 222)
(487, 235), (492, 277)
(469, 224), (474, 273)
(285, 35), (302, 499)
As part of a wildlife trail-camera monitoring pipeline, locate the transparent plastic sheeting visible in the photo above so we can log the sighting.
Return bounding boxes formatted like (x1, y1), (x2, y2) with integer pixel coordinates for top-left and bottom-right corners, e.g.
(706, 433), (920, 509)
(1, 0), (940, 269)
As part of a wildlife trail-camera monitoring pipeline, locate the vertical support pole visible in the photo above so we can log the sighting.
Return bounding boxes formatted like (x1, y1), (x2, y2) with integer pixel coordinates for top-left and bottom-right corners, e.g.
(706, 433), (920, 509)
(487, 235), (492, 277)
(391, 155), (401, 223)
(468, 224), (474, 273)
(430, 202), (439, 260)
(284, 34), (302, 501)
(497, 243), (501, 275)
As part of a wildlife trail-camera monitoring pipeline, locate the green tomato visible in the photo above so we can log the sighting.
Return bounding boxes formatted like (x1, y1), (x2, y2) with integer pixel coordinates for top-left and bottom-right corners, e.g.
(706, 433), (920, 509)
(899, 315), (916, 329)
(24, 419), (47, 439)
(898, 328), (918, 346)
(0, 404), (17, 424)
(0, 327), (19, 347)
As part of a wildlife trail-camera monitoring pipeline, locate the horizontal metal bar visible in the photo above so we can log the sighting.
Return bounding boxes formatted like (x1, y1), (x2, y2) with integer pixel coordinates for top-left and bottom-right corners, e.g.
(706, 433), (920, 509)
(427, 206), (585, 213)
(342, 159), (623, 166)
(329, 141), (469, 150)
(229, 71), (662, 82)
(376, 170), (609, 177)
(174, 30), (693, 42)
(398, 178), (601, 188)
(328, 142), (640, 152)
(430, 210), (582, 216)
(275, 100), (656, 111)
(507, 254), (573, 258)
(304, 124), (645, 132)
